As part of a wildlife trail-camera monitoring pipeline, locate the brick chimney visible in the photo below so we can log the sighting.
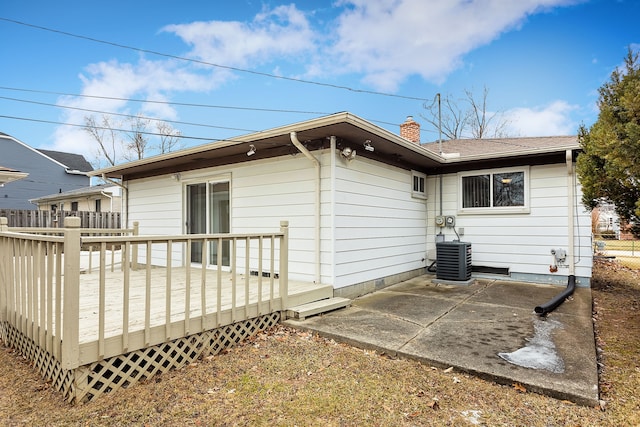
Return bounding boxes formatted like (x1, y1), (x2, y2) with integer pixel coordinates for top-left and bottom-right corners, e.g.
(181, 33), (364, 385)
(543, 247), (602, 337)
(400, 116), (420, 144)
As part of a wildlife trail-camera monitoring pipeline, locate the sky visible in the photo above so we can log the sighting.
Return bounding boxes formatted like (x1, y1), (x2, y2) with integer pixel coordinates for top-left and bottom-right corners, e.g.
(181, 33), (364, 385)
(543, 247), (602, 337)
(1, 0), (638, 167)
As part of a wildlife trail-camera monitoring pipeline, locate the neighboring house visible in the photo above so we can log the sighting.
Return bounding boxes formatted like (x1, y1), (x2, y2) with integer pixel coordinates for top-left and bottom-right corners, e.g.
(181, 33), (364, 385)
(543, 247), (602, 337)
(592, 202), (636, 240)
(30, 183), (122, 213)
(0, 132), (93, 210)
(592, 202), (619, 238)
(91, 112), (592, 297)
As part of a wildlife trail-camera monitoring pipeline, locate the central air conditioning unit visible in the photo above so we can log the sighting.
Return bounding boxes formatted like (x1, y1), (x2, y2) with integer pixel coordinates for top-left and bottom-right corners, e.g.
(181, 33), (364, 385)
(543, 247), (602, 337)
(436, 241), (472, 281)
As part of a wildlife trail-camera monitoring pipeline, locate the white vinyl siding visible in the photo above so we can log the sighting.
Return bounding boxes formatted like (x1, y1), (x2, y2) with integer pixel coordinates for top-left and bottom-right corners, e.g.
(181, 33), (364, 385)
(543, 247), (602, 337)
(125, 154), (322, 283)
(333, 157), (427, 289)
(428, 163), (592, 283)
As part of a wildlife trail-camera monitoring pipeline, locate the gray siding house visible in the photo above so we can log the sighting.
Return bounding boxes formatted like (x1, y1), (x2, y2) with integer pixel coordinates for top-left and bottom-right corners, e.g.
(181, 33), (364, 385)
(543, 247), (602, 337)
(0, 132), (93, 210)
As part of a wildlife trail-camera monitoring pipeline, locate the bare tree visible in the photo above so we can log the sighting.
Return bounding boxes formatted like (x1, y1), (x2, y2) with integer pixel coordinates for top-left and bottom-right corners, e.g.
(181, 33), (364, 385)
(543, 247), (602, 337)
(122, 115), (151, 162)
(421, 93), (470, 140)
(156, 121), (183, 154)
(84, 114), (184, 167)
(466, 87), (511, 139)
(84, 115), (120, 167)
(421, 86), (511, 140)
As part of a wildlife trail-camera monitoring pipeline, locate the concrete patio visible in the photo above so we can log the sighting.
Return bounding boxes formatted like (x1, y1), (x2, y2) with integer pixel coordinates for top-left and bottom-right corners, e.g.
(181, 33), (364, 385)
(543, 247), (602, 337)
(285, 275), (598, 406)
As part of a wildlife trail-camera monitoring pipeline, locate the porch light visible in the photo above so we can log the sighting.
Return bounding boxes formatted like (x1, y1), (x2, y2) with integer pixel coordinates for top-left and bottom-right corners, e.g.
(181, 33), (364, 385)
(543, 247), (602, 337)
(247, 144), (256, 156)
(363, 140), (374, 152)
(340, 147), (356, 161)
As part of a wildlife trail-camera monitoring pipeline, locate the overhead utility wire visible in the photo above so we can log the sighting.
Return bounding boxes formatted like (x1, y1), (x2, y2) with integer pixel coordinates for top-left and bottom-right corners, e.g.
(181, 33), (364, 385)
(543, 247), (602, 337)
(0, 86), (411, 134)
(0, 17), (430, 102)
(0, 95), (259, 133)
(0, 86), (330, 116)
(0, 115), (224, 143)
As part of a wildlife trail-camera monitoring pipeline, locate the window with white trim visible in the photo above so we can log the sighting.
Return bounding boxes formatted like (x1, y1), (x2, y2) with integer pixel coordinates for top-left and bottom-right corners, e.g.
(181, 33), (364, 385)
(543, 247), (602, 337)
(459, 167), (529, 213)
(411, 171), (427, 199)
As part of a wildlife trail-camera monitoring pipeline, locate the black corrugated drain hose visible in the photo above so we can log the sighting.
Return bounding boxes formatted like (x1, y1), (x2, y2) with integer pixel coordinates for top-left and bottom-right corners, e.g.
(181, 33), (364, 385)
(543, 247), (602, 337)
(534, 275), (576, 316)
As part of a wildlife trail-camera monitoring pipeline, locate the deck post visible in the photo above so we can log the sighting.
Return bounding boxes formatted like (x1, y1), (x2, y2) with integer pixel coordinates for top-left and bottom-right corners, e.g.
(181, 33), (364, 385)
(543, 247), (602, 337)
(131, 221), (139, 271)
(0, 217), (8, 322)
(279, 221), (289, 310)
(61, 217), (81, 370)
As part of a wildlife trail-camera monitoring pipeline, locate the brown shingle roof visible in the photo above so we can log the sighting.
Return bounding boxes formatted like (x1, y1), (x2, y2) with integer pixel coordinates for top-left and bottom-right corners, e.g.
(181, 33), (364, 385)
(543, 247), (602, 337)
(422, 135), (579, 158)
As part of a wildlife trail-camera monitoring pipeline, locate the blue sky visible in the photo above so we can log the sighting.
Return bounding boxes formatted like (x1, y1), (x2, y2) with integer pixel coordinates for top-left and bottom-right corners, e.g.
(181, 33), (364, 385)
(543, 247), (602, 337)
(1, 0), (638, 167)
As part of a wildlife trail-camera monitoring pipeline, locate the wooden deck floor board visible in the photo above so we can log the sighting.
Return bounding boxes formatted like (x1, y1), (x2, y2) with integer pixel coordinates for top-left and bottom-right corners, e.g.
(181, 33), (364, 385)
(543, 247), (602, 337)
(76, 267), (328, 345)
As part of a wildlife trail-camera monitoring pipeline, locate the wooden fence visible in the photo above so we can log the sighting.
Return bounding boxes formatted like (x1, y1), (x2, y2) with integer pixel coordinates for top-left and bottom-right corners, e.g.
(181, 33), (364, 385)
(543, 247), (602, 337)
(0, 209), (120, 229)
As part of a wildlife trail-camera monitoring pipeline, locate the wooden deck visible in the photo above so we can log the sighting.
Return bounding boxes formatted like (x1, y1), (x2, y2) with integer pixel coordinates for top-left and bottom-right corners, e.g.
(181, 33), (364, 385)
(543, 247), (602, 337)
(0, 217), (333, 403)
(75, 266), (332, 364)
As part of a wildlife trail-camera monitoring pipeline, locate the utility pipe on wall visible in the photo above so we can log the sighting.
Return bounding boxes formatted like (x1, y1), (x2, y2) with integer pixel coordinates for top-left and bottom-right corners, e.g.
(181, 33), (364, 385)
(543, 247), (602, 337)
(290, 132), (321, 284)
(566, 149), (576, 276)
(533, 149), (578, 316)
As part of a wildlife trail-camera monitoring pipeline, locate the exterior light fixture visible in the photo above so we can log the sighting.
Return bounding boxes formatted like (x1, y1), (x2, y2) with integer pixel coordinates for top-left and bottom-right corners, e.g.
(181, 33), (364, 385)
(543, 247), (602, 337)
(363, 140), (374, 152)
(247, 144), (256, 156)
(340, 147), (356, 161)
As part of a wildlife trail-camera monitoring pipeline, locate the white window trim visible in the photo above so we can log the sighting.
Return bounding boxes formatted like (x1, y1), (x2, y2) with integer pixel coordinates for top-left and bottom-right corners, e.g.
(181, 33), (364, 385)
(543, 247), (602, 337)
(457, 166), (530, 214)
(411, 171), (427, 199)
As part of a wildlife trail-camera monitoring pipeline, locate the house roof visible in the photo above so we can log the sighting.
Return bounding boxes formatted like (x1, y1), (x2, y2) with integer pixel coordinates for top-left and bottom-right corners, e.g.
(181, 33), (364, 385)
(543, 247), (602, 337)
(422, 135), (580, 173)
(0, 165), (29, 185)
(1, 131), (94, 174)
(29, 183), (117, 203)
(37, 149), (94, 173)
(90, 112), (580, 180)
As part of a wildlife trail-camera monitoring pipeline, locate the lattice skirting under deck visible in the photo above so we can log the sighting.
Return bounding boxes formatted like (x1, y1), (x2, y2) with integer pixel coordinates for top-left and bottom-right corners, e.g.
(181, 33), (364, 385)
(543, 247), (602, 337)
(0, 312), (281, 403)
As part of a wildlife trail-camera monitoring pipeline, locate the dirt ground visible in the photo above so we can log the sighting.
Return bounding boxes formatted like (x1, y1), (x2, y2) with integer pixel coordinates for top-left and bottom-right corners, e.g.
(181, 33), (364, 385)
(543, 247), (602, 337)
(0, 259), (638, 426)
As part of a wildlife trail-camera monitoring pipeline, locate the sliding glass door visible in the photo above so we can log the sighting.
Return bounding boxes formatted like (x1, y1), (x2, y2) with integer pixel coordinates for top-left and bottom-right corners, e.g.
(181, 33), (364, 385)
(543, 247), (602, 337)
(186, 181), (230, 266)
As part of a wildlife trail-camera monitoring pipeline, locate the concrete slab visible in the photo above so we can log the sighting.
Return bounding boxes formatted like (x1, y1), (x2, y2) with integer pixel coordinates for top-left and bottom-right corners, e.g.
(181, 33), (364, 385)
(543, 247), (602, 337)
(284, 275), (598, 406)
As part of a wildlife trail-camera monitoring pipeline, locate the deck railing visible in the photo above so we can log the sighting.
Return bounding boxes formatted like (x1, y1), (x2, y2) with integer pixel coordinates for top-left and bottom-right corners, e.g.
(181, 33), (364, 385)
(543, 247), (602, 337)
(0, 217), (289, 370)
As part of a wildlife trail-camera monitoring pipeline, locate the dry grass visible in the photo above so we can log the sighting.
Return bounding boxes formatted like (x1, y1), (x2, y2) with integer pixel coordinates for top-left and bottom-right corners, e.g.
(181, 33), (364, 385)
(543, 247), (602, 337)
(1, 260), (638, 426)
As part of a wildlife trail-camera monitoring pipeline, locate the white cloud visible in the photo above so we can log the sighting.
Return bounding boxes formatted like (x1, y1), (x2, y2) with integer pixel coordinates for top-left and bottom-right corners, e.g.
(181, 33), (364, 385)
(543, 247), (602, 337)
(161, 4), (315, 68)
(503, 100), (579, 136)
(46, 1), (586, 160)
(51, 58), (217, 164)
(329, 0), (581, 91)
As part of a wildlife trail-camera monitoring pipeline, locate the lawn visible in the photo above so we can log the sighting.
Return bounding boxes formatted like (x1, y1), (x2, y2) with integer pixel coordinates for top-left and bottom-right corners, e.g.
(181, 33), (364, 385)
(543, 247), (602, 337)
(0, 259), (638, 426)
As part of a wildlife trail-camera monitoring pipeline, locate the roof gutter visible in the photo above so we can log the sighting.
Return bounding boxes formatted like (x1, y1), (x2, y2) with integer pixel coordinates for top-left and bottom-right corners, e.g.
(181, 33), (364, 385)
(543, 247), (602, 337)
(290, 131), (321, 284)
(90, 112), (445, 178)
(436, 144), (580, 164)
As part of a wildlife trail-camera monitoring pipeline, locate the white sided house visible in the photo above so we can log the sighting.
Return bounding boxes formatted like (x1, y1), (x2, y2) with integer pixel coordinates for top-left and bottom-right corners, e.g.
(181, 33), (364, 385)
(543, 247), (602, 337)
(92, 112), (592, 299)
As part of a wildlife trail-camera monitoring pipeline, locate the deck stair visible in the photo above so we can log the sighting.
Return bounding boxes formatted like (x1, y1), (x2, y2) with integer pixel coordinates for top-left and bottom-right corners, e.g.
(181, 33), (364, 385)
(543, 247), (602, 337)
(286, 297), (351, 320)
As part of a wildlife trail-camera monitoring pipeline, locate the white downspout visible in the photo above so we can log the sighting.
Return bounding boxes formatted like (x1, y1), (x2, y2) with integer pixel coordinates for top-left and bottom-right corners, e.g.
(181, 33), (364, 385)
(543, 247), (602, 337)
(102, 173), (128, 228)
(100, 191), (113, 212)
(566, 150), (576, 276)
(290, 132), (321, 284)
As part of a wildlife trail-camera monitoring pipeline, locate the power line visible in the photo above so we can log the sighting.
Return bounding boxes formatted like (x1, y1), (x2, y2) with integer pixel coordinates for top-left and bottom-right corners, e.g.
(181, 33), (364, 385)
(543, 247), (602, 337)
(0, 95), (260, 133)
(0, 87), (420, 134)
(0, 86), (331, 116)
(0, 17), (431, 102)
(0, 115), (222, 143)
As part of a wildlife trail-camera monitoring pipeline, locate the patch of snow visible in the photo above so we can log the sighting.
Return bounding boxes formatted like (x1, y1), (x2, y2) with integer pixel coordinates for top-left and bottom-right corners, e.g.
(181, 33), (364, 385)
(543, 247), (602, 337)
(461, 410), (483, 425)
(498, 318), (565, 374)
